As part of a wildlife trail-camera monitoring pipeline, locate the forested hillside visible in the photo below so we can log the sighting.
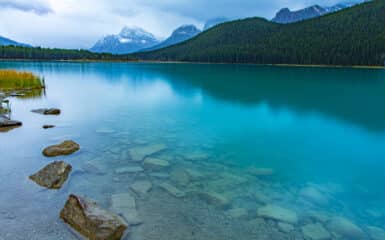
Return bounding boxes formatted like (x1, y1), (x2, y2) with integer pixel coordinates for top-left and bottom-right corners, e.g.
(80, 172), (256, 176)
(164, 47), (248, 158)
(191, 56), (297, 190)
(136, 1), (385, 66)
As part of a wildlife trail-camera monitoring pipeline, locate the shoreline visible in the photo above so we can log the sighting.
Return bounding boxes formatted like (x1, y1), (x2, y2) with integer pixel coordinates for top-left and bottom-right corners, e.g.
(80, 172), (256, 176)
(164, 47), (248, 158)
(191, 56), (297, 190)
(1, 58), (384, 70)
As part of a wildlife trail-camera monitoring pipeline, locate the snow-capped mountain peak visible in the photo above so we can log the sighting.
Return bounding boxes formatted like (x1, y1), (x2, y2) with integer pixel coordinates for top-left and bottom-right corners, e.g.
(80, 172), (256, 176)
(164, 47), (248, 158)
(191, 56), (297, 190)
(90, 26), (159, 54)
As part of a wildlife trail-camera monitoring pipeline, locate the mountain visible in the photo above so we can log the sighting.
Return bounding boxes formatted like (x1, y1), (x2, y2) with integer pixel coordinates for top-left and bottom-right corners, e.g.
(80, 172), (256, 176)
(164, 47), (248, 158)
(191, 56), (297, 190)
(0, 36), (30, 47)
(203, 18), (229, 30)
(135, 1), (385, 66)
(142, 25), (201, 52)
(272, 1), (363, 24)
(90, 27), (159, 54)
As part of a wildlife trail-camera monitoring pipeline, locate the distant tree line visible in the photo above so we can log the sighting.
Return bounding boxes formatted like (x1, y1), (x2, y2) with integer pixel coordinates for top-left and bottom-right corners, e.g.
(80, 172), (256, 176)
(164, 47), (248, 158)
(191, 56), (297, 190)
(0, 45), (135, 61)
(136, 0), (385, 66)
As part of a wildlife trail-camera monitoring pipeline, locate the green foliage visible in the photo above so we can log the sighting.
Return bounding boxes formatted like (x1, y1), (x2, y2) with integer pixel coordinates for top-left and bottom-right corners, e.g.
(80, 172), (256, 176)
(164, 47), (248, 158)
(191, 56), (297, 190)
(0, 70), (43, 90)
(0, 46), (135, 61)
(137, 1), (385, 66)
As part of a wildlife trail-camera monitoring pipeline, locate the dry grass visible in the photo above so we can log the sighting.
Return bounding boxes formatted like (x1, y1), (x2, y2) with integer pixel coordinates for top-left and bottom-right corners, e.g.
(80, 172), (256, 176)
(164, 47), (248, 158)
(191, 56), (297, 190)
(0, 70), (43, 90)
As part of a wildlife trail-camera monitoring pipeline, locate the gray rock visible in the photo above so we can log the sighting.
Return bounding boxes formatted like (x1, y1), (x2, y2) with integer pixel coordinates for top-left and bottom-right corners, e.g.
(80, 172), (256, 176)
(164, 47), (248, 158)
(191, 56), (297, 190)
(278, 222), (294, 233)
(159, 182), (185, 198)
(227, 208), (248, 219)
(143, 157), (170, 171)
(115, 166), (144, 174)
(129, 144), (167, 162)
(196, 191), (231, 209)
(42, 140), (80, 157)
(367, 226), (385, 240)
(60, 194), (128, 240)
(111, 193), (142, 225)
(170, 168), (190, 186)
(302, 223), (331, 240)
(29, 161), (72, 189)
(32, 108), (61, 115)
(130, 180), (153, 195)
(257, 205), (298, 224)
(300, 186), (329, 205)
(329, 217), (364, 239)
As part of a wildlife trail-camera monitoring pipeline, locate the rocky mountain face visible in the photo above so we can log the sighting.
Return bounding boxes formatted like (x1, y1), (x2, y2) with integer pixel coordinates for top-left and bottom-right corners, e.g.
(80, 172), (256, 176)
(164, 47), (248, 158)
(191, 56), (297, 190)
(272, 1), (363, 24)
(90, 27), (159, 54)
(143, 25), (201, 52)
(0, 36), (30, 47)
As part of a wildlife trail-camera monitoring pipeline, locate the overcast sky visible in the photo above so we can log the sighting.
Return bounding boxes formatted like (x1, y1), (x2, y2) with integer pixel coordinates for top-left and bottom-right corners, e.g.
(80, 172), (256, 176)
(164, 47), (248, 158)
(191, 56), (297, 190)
(0, 0), (346, 49)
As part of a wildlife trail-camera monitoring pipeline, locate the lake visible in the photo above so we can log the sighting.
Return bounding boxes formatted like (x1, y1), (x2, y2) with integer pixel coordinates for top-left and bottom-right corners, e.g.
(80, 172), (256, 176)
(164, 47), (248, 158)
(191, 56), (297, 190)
(0, 61), (385, 240)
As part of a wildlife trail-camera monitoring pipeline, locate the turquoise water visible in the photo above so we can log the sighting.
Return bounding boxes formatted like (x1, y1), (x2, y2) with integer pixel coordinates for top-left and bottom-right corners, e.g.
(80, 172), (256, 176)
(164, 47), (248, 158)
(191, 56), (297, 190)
(1, 61), (385, 239)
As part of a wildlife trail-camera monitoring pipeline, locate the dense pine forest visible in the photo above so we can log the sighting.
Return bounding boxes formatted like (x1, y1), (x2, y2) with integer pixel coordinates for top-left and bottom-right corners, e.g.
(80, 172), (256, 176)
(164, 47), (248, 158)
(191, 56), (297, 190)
(136, 0), (385, 66)
(0, 45), (134, 61)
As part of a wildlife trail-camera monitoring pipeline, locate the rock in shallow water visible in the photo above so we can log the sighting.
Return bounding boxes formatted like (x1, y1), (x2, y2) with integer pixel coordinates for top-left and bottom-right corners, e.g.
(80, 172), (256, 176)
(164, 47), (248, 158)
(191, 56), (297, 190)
(32, 108), (61, 115)
(128, 144), (167, 162)
(196, 191), (231, 209)
(130, 180), (153, 195)
(329, 217), (364, 239)
(42, 124), (55, 129)
(42, 140), (80, 157)
(60, 194), (128, 240)
(257, 204), (298, 224)
(143, 157), (170, 171)
(159, 182), (185, 198)
(302, 223), (331, 240)
(111, 193), (142, 225)
(115, 166), (144, 174)
(299, 186), (329, 205)
(368, 226), (385, 240)
(29, 161), (72, 189)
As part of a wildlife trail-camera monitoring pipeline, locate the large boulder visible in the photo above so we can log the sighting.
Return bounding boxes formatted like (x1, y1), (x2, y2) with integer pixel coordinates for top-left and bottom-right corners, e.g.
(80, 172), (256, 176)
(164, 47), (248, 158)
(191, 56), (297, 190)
(43, 140), (80, 157)
(29, 161), (72, 189)
(60, 194), (128, 240)
(32, 108), (61, 115)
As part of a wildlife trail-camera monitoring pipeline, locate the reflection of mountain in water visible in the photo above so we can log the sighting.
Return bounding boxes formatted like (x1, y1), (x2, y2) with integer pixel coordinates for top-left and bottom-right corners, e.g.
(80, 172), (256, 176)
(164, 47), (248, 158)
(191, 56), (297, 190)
(143, 64), (385, 132)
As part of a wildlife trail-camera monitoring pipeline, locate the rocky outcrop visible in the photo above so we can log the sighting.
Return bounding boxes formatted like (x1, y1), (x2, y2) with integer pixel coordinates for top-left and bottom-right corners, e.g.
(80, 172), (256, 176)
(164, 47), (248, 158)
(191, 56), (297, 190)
(32, 108), (61, 115)
(29, 161), (72, 189)
(60, 194), (128, 240)
(42, 140), (80, 157)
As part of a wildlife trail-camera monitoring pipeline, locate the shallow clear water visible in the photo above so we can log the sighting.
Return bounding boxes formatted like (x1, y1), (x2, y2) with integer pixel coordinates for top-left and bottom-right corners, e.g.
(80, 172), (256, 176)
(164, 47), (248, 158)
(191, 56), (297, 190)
(1, 61), (385, 240)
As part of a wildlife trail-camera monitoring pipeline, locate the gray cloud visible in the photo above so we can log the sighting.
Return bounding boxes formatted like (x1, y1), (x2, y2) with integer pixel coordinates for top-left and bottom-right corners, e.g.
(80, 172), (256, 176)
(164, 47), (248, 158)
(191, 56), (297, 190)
(0, 0), (52, 15)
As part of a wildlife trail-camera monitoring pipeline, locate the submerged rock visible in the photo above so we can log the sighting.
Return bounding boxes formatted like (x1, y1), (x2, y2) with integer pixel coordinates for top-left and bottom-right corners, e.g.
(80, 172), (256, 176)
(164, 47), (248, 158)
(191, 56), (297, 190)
(368, 226), (385, 240)
(60, 194), (128, 240)
(170, 168), (191, 186)
(81, 161), (106, 175)
(302, 223), (331, 240)
(143, 157), (170, 171)
(329, 217), (364, 239)
(129, 144), (167, 162)
(300, 186), (329, 205)
(115, 166), (144, 174)
(257, 205), (298, 224)
(227, 208), (248, 219)
(32, 108), (61, 115)
(130, 180), (153, 195)
(43, 140), (80, 157)
(247, 167), (274, 177)
(183, 152), (209, 161)
(278, 222), (294, 233)
(196, 191), (231, 209)
(111, 193), (142, 225)
(29, 161), (72, 189)
(159, 182), (185, 198)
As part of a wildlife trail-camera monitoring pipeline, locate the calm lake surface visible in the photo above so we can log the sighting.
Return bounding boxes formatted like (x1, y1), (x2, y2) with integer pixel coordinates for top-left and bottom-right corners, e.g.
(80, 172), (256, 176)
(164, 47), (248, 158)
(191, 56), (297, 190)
(1, 61), (385, 240)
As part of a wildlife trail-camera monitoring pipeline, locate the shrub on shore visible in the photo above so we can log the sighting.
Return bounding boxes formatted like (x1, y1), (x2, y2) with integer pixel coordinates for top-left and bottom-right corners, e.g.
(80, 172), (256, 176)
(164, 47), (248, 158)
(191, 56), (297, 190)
(0, 70), (43, 90)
